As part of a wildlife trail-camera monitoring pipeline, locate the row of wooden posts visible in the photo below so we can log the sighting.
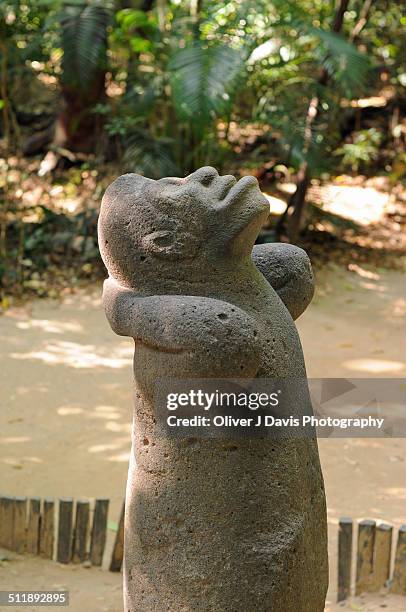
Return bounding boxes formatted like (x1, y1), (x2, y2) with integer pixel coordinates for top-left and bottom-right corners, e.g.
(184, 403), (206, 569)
(0, 496), (124, 572)
(338, 518), (406, 601)
(1, 498), (406, 599)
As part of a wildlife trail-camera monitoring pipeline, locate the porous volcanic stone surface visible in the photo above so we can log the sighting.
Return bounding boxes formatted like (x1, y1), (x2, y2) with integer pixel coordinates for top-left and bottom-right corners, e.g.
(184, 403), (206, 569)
(98, 166), (328, 611)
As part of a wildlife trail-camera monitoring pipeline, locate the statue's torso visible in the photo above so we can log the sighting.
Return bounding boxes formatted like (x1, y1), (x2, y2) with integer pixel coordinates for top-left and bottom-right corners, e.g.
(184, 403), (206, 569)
(123, 269), (328, 612)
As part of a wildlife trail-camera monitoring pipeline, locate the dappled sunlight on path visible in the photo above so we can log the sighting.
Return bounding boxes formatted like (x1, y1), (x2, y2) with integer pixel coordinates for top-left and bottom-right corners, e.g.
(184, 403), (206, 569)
(0, 288), (133, 515)
(10, 340), (133, 369)
(313, 184), (389, 225)
(298, 266), (406, 378)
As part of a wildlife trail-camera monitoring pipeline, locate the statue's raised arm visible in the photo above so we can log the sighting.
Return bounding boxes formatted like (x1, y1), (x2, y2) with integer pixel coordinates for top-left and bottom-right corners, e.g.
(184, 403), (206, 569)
(103, 277), (261, 378)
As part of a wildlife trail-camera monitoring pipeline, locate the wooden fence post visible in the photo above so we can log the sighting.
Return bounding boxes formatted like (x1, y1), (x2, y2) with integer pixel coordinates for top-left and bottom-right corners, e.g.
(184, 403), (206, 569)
(369, 523), (392, 592)
(109, 501), (125, 572)
(90, 499), (109, 566)
(39, 498), (55, 559)
(391, 525), (406, 595)
(0, 496), (14, 550)
(337, 517), (353, 601)
(72, 500), (90, 564)
(13, 497), (27, 554)
(26, 497), (41, 555)
(57, 498), (73, 564)
(355, 519), (376, 595)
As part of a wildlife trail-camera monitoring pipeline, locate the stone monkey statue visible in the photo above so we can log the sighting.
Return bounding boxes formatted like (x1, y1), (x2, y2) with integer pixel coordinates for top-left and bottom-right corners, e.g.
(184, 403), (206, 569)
(98, 166), (328, 612)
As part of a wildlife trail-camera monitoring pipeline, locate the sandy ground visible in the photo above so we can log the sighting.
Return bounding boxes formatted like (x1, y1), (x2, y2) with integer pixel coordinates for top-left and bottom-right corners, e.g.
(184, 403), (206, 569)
(0, 264), (405, 611)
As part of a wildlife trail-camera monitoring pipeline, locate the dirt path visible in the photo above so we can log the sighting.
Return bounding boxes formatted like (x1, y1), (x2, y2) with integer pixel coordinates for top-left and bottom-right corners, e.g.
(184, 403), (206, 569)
(0, 265), (405, 611)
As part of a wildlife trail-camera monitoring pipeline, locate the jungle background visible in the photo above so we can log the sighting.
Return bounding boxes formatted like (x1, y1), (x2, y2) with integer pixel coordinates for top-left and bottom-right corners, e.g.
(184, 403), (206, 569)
(0, 0), (405, 303)
(0, 2), (405, 611)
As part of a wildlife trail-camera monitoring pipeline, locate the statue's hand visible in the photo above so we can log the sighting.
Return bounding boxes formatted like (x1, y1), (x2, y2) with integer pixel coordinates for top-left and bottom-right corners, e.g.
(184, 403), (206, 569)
(102, 277), (137, 337)
(252, 243), (314, 320)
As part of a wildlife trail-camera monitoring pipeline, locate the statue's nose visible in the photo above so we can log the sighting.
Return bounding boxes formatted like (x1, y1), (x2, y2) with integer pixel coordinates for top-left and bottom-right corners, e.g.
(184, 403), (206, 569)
(186, 166), (219, 186)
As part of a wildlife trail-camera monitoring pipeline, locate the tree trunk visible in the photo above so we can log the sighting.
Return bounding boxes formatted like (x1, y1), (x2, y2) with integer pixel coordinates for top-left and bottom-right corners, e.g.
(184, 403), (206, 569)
(0, 41), (10, 147)
(286, 163), (311, 242)
(56, 70), (106, 153)
(284, 0), (351, 242)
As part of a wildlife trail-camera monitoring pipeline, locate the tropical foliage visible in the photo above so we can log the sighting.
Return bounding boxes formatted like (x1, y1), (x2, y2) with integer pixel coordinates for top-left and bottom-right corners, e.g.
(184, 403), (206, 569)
(0, 1), (404, 239)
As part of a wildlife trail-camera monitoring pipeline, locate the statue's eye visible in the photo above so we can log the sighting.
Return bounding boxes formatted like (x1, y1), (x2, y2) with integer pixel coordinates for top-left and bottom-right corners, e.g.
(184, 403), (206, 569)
(153, 232), (172, 247)
(142, 230), (175, 252)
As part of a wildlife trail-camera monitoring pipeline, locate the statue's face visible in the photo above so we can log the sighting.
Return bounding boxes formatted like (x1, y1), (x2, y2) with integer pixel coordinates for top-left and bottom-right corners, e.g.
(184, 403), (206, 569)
(156, 166), (262, 215)
(99, 166), (269, 287)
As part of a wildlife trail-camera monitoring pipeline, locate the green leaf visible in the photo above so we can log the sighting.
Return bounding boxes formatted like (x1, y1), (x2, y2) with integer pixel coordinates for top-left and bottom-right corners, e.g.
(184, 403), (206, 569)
(116, 9), (151, 31)
(60, 2), (111, 89)
(168, 42), (245, 133)
(307, 26), (370, 95)
(130, 36), (151, 53)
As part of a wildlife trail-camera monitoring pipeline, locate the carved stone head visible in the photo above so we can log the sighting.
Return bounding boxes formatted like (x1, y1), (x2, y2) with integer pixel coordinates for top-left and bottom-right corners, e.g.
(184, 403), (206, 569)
(98, 166), (269, 288)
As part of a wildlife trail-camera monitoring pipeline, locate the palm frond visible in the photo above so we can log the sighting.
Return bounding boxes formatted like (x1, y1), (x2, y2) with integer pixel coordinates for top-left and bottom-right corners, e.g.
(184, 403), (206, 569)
(124, 128), (178, 179)
(307, 26), (371, 96)
(60, 1), (112, 89)
(168, 42), (245, 133)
